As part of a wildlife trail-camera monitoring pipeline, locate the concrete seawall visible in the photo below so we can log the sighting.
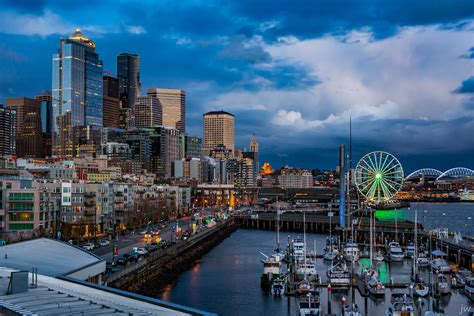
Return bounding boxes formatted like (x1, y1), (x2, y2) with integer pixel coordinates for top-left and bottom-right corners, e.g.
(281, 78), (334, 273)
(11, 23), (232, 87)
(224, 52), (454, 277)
(107, 218), (237, 296)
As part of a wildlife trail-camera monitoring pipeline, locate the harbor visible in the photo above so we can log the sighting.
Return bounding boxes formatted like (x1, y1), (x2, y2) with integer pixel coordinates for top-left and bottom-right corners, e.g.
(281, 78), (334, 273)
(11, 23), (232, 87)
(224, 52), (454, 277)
(156, 203), (474, 316)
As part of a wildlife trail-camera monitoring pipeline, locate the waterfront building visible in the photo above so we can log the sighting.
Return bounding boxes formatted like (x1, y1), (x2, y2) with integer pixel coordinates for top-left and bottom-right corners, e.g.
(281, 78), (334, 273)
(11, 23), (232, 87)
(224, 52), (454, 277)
(134, 96), (162, 128)
(103, 75), (121, 128)
(203, 110), (235, 155)
(0, 107), (16, 156)
(117, 53), (141, 128)
(52, 28), (103, 158)
(147, 88), (186, 133)
(278, 167), (313, 188)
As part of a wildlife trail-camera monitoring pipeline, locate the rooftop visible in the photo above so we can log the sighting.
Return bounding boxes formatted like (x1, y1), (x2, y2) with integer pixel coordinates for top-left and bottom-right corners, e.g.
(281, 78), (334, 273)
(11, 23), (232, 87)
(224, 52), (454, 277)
(0, 238), (104, 280)
(68, 27), (96, 48)
(203, 110), (234, 117)
(0, 268), (212, 315)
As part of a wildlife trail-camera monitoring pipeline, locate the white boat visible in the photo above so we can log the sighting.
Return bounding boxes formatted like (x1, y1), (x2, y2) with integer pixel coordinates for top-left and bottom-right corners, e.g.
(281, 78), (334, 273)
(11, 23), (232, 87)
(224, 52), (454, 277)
(413, 275), (429, 297)
(299, 292), (320, 316)
(343, 242), (360, 262)
(387, 242), (404, 262)
(416, 253), (430, 267)
(291, 238), (305, 260)
(435, 273), (451, 295)
(327, 257), (351, 288)
(271, 277), (285, 296)
(385, 293), (415, 316)
(430, 258), (450, 273)
(374, 251), (385, 262)
(405, 243), (416, 258)
(454, 268), (472, 288)
(297, 260), (319, 282)
(367, 275), (386, 296)
(260, 252), (283, 290)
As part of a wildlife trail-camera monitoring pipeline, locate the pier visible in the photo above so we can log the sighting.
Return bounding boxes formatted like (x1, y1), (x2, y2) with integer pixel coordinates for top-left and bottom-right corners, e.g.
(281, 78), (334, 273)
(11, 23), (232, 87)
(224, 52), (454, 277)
(235, 210), (474, 270)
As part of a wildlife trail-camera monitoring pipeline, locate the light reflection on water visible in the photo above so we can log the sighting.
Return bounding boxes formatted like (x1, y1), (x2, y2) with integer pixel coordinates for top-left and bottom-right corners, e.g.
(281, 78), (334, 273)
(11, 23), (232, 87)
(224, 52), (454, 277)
(159, 228), (473, 315)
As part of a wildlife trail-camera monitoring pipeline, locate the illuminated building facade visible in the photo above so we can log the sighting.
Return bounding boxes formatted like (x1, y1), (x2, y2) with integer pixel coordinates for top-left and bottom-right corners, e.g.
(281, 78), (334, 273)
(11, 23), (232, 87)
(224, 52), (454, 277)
(117, 53), (141, 128)
(147, 88), (185, 133)
(203, 111), (235, 155)
(52, 28), (103, 158)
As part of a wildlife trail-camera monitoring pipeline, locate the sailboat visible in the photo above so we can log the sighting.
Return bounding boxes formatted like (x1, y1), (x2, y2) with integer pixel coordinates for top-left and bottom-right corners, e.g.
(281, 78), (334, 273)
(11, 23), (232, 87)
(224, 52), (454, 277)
(412, 209), (429, 297)
(324, 211), (337, 261)
(361, 208), (385, 296)
(260, 198), (284, 290)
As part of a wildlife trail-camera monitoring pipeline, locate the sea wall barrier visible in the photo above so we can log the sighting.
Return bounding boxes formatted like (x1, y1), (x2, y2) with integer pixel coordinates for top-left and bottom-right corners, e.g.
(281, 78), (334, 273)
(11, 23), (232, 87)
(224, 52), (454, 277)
(107, 217), (237, 295)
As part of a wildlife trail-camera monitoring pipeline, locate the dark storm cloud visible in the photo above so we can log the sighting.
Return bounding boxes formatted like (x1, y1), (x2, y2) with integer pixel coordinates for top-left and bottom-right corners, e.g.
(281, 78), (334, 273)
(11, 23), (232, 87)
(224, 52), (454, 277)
(0, 0), (473, 169)
(454, 76), (474, 94)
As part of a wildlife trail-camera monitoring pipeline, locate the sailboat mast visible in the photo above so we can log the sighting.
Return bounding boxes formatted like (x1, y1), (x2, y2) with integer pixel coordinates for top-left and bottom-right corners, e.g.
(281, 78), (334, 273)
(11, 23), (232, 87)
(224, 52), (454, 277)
(276, 196), (280, 252)
(304, 212), (307, 280)
(414, 209), (418, 273)
(370, 208), (373, 265)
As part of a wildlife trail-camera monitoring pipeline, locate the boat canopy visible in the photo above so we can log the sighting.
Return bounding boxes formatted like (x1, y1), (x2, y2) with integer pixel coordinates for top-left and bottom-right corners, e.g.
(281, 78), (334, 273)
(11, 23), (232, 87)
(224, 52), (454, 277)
(431, 250), (447, 257)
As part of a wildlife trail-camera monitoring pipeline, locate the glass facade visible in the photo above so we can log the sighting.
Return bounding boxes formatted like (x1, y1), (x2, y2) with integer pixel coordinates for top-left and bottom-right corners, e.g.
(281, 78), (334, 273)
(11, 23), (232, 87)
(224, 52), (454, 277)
(52, 29), (103, 157)
(118, 53), (141, 128)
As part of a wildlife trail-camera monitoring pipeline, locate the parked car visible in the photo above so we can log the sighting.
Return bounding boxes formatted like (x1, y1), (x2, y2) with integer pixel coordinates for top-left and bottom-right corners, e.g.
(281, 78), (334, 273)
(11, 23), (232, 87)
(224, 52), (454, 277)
(126, 251), (143, 262)
(82, 243), (95, 251)
(116, 256), (129, 267)
(98, 239), (110, 247)
(133, 247), (149, 257)
(146, 242), (160, 252)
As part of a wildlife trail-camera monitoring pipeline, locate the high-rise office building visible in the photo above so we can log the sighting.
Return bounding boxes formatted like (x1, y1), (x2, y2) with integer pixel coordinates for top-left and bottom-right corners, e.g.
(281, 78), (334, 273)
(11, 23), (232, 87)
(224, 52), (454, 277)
(0, 108), (16, 156)
(6, 97), (41, 157)
(103, 75), (120, 128)
(117, 53), (141, 128)
(36, 91), (53, 157)
(147, 88), (185, 133)
(52, 28), (103, 158)
(22, 112), (43, 158)
(134, 96), (162, 128)
(203, 110), (235, 155)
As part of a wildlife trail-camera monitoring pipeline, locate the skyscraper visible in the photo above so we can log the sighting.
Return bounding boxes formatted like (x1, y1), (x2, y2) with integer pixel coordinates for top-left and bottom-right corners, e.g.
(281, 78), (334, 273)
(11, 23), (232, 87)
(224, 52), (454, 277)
(134, 96), (162, 128)
(0, 107), (16, 156)
(117, 53), (141, 128)
(203, 110), (235, 155)
(147, 88), (186, 133)
(6, 97), (41, 157)
(52, 28), (103, 157)
(103, 75), (120, 128)
(36, 91), (53, 157)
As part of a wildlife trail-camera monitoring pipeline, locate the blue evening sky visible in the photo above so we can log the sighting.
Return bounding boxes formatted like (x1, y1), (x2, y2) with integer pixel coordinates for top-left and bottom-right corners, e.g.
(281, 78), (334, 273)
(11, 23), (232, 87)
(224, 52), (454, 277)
(0, 1), (473, 172)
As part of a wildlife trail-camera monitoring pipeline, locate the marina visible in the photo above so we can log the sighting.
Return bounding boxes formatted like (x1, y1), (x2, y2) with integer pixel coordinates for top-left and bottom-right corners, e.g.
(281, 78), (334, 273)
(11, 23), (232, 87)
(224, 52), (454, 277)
(160, 228), (474, 315)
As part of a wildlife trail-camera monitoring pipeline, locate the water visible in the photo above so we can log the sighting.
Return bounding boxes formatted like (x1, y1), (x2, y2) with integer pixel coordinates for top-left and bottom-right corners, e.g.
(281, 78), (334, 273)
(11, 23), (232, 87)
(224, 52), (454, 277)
(160, 204), (474, 315)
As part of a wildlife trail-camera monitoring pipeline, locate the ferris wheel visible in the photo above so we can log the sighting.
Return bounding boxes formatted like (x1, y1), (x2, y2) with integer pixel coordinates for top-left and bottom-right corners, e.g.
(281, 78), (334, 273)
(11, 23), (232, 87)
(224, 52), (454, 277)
(354, 151), (404, 204)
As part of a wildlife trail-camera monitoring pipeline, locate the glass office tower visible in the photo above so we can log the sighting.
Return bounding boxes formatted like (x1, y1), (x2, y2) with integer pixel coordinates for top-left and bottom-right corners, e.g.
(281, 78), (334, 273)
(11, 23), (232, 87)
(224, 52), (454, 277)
(52, 28), (103, 157)
(117, 53), (141, 128)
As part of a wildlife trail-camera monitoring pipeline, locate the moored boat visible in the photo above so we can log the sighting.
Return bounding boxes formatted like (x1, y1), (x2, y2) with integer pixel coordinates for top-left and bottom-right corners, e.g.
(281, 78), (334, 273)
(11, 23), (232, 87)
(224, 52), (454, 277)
(434, 273), (451, 295)
(260, 252), (282, 290)
(367, 275), (386, 296)
(327, 257), (351, 288)
(343, 242), (360, 262)
(271, 276), (285, 296)
(413, 274), (429, 297)
(299, 292), (320, 316)
(454, 268), (472, 288)
(385, 293), (415, 316)
(387, 241), (404, 262)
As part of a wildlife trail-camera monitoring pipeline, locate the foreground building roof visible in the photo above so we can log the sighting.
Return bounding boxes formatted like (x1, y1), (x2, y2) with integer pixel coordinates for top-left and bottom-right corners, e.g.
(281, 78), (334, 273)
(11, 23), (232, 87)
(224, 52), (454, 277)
(0, 238), (105, 280)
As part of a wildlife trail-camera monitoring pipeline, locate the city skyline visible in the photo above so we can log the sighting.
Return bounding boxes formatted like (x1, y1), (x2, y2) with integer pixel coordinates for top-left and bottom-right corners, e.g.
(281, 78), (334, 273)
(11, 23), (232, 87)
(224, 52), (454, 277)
(0, 1), (473, 171)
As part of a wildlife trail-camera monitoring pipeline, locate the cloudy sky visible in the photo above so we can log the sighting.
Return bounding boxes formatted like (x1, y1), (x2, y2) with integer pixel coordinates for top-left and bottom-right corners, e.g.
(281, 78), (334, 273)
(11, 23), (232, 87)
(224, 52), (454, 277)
(0, 0), (473, 172)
